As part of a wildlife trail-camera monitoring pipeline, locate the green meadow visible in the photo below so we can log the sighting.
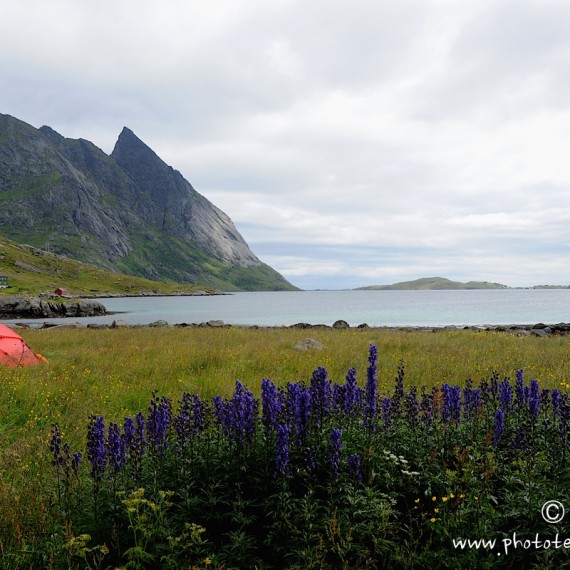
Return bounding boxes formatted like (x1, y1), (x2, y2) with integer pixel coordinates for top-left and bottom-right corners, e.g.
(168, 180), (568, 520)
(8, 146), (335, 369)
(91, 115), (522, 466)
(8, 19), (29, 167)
(1, 326), (570, 568)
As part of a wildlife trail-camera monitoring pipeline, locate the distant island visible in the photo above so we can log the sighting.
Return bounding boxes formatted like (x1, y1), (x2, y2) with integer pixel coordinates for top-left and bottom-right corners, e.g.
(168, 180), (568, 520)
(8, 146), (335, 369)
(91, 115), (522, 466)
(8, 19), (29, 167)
(356, 277), (570, 290)
(356, 277), (509, 290)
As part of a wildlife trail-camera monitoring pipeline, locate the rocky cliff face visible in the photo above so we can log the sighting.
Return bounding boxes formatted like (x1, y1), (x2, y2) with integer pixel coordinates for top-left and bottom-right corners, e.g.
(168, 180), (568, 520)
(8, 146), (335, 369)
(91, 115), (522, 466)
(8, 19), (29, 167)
(0, 114), (294, 291)
(111, 127), (260, 267)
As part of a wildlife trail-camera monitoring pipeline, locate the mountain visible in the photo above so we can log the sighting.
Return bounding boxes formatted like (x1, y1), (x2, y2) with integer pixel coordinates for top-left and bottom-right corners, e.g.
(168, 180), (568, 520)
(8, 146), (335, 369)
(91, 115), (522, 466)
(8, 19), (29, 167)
(0, 114), (295, 291)
(356, 277), (508, 290)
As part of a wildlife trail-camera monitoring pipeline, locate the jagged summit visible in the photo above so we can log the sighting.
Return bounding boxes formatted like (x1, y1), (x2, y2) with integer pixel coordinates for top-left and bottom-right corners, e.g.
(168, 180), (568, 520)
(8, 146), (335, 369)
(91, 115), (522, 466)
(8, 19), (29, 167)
(0, 113), (295, 291)
(111, 126), (261, 267)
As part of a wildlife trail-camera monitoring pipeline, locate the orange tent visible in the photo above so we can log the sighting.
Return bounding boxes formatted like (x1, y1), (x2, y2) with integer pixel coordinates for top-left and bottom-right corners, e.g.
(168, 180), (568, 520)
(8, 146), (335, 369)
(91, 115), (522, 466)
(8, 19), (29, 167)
(0, 324), (45, 367)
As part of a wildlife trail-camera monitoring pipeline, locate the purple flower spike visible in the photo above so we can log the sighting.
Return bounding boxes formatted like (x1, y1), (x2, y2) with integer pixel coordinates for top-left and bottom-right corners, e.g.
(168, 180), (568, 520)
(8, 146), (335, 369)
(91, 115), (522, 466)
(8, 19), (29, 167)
(493, 408), (505, 445)
(107, 422), (126, 475)
(348, 454), (362, 483)
(50, 423), (63, 468)
(381, 397), (392, 429)
(515, 369), (526, 409)
(343, 368), (362, 417)
(365, 345), (378, 428)
(499, 379), (513, 413)
(262, 378), (282, 434)
(147, 393), (171, 455)
(274, 423), (290, 477)
(87, 415), (107, 481)
(528, 379), (540, 422)
(441, 384), (461, 423)
(310, 366), (332, 424)
(328, 428), (342, 478)
(71, 451), (82, 475)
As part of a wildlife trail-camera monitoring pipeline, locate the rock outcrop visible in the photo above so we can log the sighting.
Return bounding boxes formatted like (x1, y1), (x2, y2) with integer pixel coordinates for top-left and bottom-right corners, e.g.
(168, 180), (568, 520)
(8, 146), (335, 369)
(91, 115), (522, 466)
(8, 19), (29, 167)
(0, 296), (107, 318)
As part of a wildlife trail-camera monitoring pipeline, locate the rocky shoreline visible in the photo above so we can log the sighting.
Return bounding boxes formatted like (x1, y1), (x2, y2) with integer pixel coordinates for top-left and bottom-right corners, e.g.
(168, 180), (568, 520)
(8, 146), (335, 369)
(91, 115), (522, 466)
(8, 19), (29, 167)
(6, 317), (570, 337)
(2, 297), (569, 337)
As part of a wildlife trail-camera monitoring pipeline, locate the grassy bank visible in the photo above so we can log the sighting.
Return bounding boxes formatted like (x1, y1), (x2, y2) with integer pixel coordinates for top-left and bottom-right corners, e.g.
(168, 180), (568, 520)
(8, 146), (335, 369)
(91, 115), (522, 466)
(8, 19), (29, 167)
(1, 327), (569, 567)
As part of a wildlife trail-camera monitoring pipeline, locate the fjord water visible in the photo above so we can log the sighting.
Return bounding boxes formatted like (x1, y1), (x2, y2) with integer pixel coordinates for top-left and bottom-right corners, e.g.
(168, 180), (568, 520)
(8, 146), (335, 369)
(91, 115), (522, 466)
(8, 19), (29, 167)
(28, 289), (570, 327)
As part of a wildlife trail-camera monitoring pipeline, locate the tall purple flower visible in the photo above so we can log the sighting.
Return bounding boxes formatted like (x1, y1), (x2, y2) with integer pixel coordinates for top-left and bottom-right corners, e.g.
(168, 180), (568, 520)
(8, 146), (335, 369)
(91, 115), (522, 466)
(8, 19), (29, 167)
(343, 367), (362, 417)
(551, 388), (561, 416)
(224, 381), (258, 446)
(490, 372), (499, 403)
(328, 428), (342, 478)
(121, 414), (145, 474)
(381, 397), (392, 429)
(391, 361), (405, 419)
(173, 393), (205, 446)
(135, 412), (147, 455)
(274, 423), (290, 477)
(71, 451), (82, 475)
(87, 415), (107, 481)
(289, 383), (311, 443)
(463, 382), (481, 421)
(213, 395), (230, 436)
(310, 366), (332, 425)
(174, 392), (192, 446)
(558, 395), (570, 444)
(332, 383), (344, 413)
(499, 379), (513, 413)
(364, 345), (378, 428)
(107, 422), (126, 475)
(515, 369), (526, 409)
(493, 408), (505, 445)
(261, 378), (282, 434)
(528, 379), (540, 422)
(50, 423), (63, 468)
(216, 386), (261, 446)
(348, 454), (362, 483)
(192, 394), (206, 433)
(441, 384), (461, 423)
(147, 393), (171, 455)
(124, 416), (135, 447)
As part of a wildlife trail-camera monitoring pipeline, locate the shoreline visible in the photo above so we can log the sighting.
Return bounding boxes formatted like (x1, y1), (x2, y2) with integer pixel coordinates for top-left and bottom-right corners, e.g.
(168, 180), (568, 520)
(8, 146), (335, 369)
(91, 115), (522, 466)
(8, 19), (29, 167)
(7, 319), (570, 336)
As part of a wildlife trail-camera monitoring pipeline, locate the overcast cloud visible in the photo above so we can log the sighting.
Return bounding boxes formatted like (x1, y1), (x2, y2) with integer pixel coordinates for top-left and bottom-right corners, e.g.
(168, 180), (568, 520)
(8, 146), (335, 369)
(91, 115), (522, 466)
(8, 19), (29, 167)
(2, 0), (570, 289)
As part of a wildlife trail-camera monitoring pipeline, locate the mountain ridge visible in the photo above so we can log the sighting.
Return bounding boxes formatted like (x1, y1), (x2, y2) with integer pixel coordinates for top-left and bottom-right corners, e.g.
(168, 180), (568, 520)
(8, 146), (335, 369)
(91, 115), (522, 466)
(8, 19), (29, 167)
(0, 114), (295, 291)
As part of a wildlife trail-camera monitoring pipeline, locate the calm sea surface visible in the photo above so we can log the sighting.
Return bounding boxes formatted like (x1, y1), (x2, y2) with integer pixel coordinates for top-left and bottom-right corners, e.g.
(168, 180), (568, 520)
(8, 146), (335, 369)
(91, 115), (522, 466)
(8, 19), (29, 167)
(5, 289), (570, 327)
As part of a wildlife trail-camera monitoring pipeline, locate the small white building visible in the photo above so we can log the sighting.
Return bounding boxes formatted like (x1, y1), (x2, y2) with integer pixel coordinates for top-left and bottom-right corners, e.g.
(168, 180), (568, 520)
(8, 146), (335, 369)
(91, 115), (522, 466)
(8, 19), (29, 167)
(0, 275), (7, 288)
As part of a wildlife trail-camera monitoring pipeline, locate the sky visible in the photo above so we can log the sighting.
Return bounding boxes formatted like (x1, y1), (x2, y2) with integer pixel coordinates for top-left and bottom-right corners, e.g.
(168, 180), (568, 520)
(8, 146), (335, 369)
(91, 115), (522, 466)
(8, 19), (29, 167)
(2, 0), (570, 290)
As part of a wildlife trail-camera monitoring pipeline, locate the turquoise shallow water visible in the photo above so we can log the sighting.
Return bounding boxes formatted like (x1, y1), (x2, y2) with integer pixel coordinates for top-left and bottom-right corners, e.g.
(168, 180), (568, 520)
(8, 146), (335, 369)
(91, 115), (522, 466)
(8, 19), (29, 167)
(4, 289), (570, 327)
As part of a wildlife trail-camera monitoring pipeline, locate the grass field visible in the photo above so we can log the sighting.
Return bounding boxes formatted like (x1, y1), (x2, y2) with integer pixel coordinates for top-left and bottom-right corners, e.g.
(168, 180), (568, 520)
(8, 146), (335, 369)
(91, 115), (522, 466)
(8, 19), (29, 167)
(1, 326), (570, 568)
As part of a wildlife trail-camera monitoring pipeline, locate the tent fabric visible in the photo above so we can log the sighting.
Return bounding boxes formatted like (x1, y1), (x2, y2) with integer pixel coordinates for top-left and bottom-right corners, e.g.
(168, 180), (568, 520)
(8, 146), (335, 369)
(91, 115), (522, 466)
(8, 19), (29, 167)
(0, 323), (44, 367)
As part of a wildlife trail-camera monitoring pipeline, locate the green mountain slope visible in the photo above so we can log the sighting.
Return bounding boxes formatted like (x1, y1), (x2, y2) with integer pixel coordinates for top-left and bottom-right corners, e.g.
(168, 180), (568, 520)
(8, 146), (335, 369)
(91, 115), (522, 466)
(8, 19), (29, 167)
(0, 235), (214, 296)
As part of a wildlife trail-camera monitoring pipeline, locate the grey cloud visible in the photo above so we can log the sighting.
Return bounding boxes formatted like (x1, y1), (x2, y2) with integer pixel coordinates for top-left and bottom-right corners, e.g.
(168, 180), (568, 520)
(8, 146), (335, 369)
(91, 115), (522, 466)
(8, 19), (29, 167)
(416, 0), (570, 120)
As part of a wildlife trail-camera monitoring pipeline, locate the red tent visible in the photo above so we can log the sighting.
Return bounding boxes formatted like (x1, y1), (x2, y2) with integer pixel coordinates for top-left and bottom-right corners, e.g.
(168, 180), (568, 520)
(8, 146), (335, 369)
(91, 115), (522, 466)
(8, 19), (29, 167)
(0, 324), (45, 367)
